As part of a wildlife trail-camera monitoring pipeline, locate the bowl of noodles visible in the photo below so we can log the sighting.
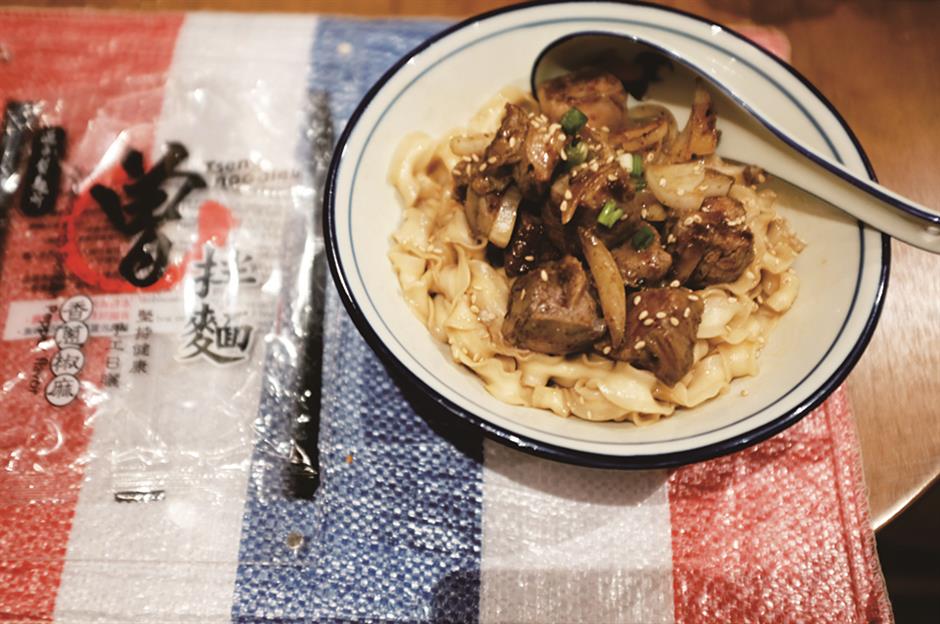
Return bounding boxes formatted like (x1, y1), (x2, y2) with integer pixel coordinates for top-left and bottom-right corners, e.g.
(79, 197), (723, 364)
(324, 1), (888, 467)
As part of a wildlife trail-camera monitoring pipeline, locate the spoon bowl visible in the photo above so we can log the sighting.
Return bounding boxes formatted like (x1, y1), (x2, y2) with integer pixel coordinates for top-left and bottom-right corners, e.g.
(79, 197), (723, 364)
(532, 32), (940, 253)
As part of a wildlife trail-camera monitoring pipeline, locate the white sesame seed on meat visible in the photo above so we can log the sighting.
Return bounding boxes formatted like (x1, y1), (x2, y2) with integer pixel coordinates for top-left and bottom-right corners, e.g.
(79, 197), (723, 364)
(633, 295), (642, 305)
(670, 280), (680, 288)
(564, 189), (573, 200)
(634, 340), (646, 350)
(655, 311), (667, 319)
(683, 307), (690, 318)
(643, 318), (654, 326)
(638, 310), (649, 320)
(669, 317), (679, 326)
(540, 270), (548, 282)
(524, 255), (535, 262)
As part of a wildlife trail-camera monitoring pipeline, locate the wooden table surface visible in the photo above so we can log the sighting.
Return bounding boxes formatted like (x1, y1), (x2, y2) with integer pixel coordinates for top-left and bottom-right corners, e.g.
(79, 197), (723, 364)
(6, 0), (940, 529)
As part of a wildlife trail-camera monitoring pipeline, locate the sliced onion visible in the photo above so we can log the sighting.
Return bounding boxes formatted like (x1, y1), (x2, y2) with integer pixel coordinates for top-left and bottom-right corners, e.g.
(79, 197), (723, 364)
(614, 104), (676, 153)
(449, 132), (493, 156)
(488, 186), (521, 248)
(644, 162), (734, 212)
(578, 227), (626, 348)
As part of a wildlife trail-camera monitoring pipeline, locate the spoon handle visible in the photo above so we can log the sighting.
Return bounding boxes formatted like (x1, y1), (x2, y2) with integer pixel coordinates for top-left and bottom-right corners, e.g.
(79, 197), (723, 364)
(753, 113), (940, 253)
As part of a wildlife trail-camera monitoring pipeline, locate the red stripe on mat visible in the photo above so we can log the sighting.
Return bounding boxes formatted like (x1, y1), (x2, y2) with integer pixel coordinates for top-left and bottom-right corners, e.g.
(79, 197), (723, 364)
(0, 11), (182, 621)
(668, 386), (893, 623)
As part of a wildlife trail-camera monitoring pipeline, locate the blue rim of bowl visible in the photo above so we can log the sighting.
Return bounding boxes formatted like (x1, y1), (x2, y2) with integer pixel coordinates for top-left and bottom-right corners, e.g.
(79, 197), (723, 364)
(323, 0), (891, 469)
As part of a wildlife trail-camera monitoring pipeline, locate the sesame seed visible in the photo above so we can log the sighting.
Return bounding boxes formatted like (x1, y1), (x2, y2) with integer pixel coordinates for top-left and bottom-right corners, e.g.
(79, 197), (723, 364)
(683, 307), (690, 318)
(487, 156), (497, 164)
(607, 173), (618, 181)
(470, 305), (480, 314)
(643, 318), (654, 326)
(559, 148), (568, 161)
(688, 294), (699, 301)
(520, 288), (526, 299)
(667, 234), (676, 244)
(641, 208), (648, 218)
(601, 126), (610, 132)
(746, 271), (755, 280)
(589, 161), (599, 172)
(669, 317), (679, 326)
(669, 279), (680, 288)
(633, 295), (642, 305)
(602, 346), (612, 355)
(560, 200), (569, 212)
(606, 155), (614, 164)
(508, 136), (517, 148)
(471, 154), (479, 162)
(479, 163), (487, 172)
(683, 216), (694, 226)
(698, 184), (708, 191)
(658, 178), (666, 187)
(530, 120), (540, 128)
(655, 311), (666, 319)
(646, 152), (655, 162)
(639, 310), (649, 320)
(740, 389), (749, 397)
(540, 270), (548, 282)
(548, 123), (561, 133)
(461, 155), (471, 162)
(634, 340), (646, 349)
(524, 255), (535, 262)
(729, 296), (738, 303)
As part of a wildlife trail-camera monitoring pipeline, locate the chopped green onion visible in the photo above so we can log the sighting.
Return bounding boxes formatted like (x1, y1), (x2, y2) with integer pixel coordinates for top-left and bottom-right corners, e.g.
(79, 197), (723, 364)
(631, 225), (655, 250)
(631, 153), (644, 177)
(597, 199), (623, 228)
(565, 141), (589, 166)
(560, 107), (588, 134)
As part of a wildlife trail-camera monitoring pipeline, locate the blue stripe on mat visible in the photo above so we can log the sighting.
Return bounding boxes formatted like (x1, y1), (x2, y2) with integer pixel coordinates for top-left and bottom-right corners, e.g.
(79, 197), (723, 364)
(231, 18), (484, 624)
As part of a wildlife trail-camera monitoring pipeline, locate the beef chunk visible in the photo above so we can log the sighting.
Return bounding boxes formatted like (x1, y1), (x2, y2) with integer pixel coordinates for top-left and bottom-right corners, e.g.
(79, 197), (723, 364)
(504, 212), (559, 277)
(502, 256), (605, 354)
(607, 287), (704, 386)
(464, 103), (565, 201)
(668, 195), (754, 287)
(536, 68), (628, 131)
(610, 225), (673, 288)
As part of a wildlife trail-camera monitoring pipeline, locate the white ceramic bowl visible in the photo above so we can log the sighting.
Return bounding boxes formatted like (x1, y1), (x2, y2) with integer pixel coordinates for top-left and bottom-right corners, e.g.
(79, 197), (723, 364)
(324, 1), (888, 467)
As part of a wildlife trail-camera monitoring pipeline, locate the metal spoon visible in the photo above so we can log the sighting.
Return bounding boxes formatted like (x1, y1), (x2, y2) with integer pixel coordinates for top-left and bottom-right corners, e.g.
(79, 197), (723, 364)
(531, 32), (940, 253)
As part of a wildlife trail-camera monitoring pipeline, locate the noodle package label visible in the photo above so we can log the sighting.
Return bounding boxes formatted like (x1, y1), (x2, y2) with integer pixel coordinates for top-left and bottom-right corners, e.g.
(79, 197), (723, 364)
(0, 10), (892, 624)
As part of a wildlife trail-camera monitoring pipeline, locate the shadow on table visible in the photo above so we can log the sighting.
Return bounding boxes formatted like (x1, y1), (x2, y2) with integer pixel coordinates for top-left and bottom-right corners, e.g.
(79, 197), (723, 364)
(877, 481), (940, 622)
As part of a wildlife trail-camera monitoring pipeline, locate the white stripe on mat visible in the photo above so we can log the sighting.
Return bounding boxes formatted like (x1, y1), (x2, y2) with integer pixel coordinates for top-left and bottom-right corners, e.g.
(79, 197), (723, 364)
(53, 14), (316, 623)
(480, 442), (675, 624)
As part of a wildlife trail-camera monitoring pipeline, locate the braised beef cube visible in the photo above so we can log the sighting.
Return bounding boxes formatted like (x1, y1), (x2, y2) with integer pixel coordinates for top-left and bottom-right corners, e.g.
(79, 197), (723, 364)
(607, 287), (704, 386)
(505, 212), (558, 277)
(513, 118), (566, 199)
(668, 195), (754, 287)
(610, 225), (673, 287)
(565, 161), (633, 222)
(502, 256), (605, 355)
(536, 68), (629, 132)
